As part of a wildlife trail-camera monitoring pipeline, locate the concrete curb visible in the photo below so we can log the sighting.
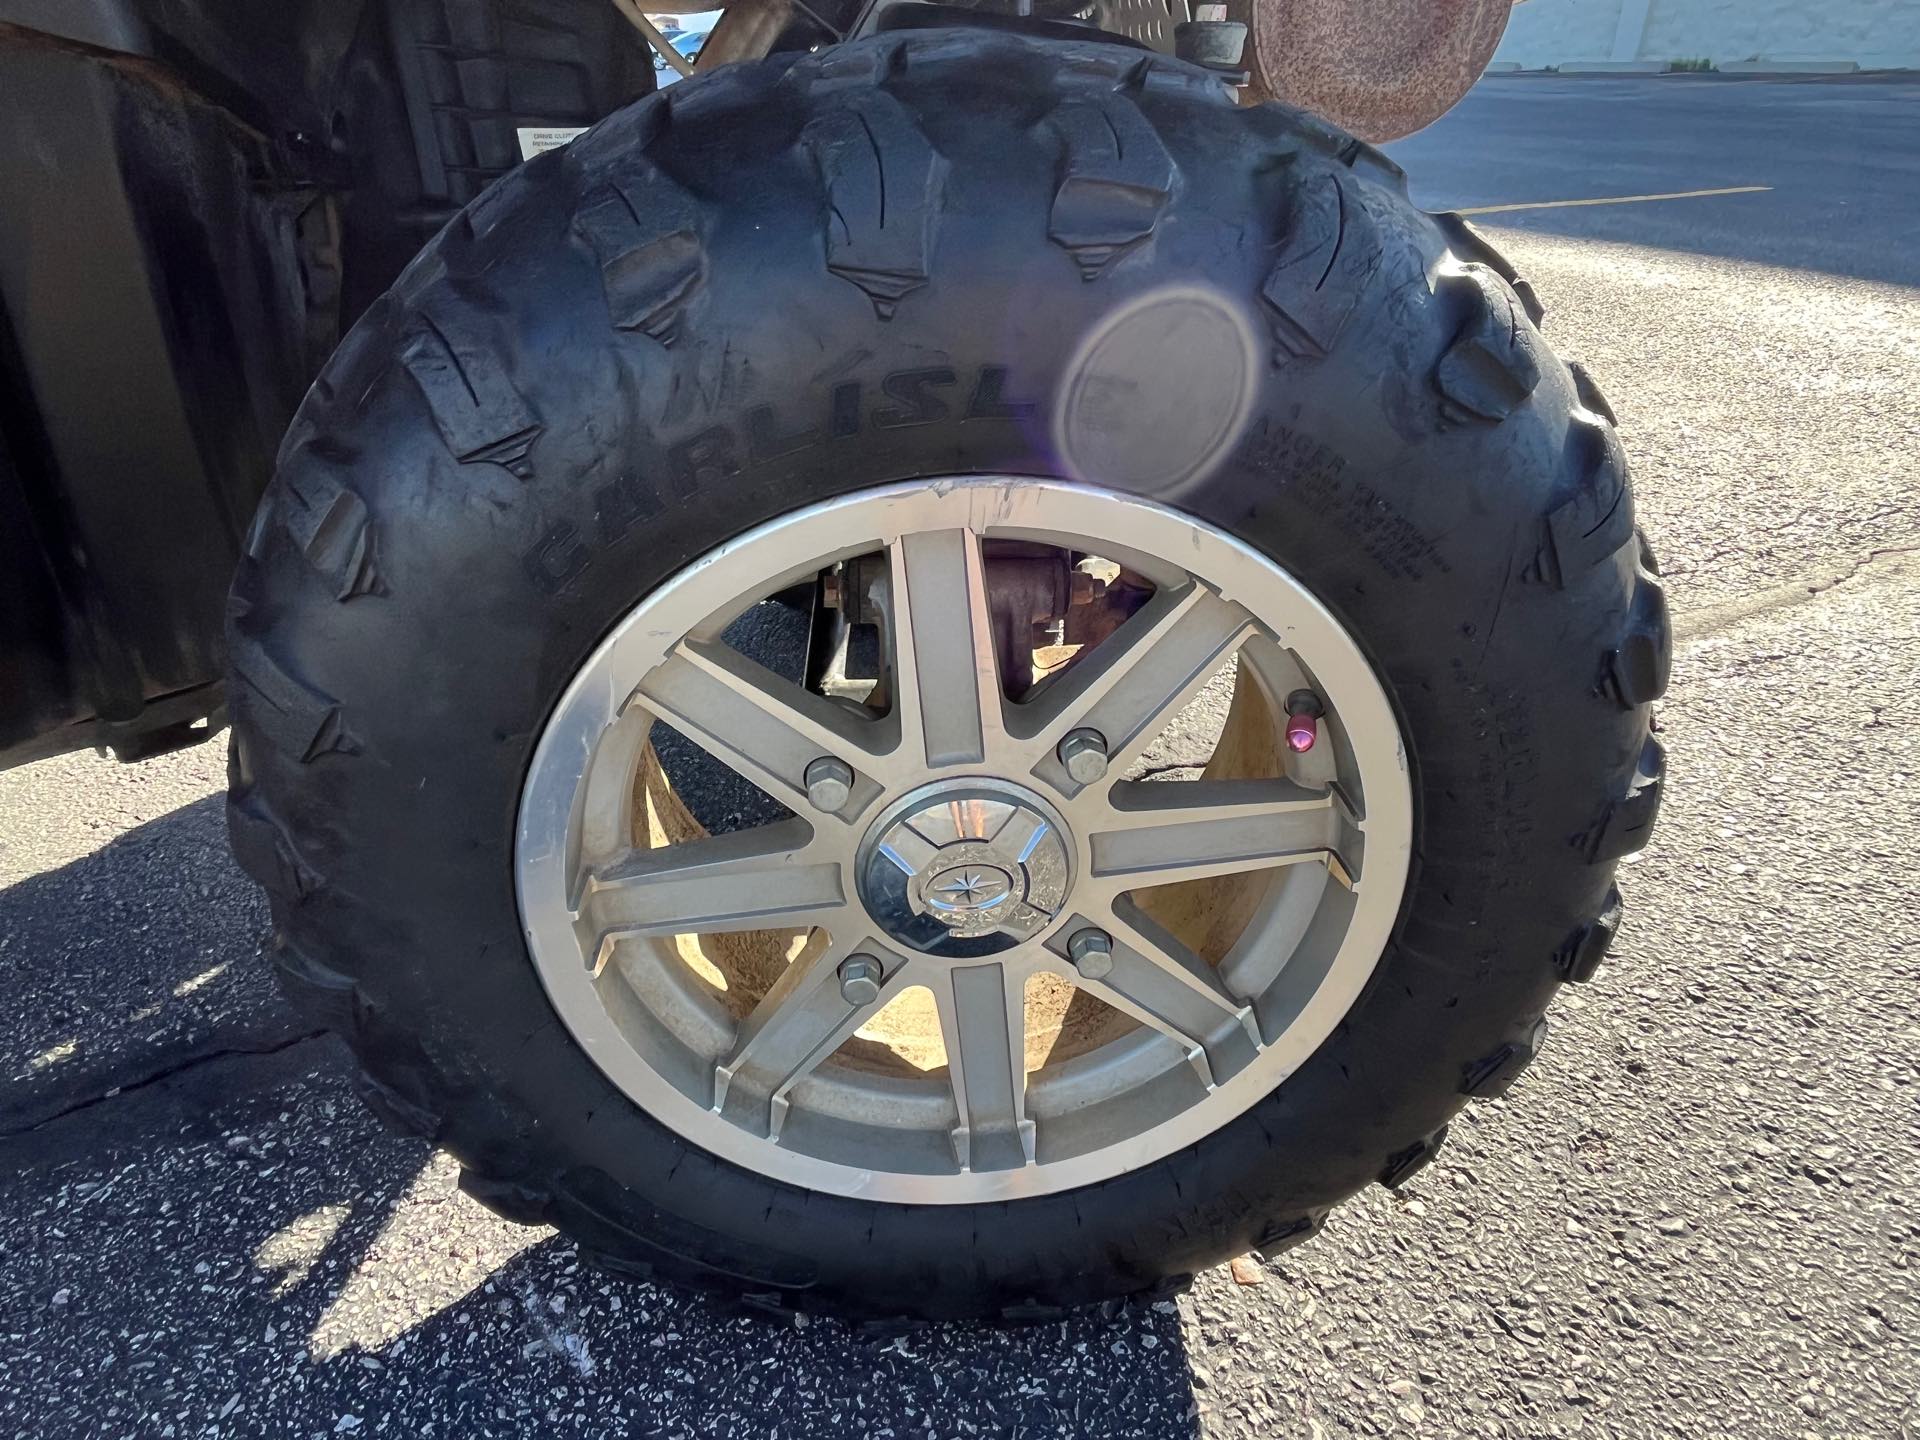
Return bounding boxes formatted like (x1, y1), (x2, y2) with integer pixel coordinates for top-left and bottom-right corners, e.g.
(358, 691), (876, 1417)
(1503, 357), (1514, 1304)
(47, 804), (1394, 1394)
(1484, 67), (1917, 83)
(1557, 60), (1671, 74)
(1718, 59), (1860, 74)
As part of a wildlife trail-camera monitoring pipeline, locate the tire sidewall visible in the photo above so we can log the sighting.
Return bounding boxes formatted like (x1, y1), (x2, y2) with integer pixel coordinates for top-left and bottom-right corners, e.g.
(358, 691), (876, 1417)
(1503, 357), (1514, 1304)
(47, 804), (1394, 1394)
(237, 34), (1640, 1315)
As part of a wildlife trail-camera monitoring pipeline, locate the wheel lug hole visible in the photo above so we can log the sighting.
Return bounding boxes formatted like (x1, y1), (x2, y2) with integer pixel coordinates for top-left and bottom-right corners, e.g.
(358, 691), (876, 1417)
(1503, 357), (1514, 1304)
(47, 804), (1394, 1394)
(838, 954), (883, 1006)
(1068, 927), (1114, 980)
(804, 756), (854, 811)
(1058, 728), (1109, 785)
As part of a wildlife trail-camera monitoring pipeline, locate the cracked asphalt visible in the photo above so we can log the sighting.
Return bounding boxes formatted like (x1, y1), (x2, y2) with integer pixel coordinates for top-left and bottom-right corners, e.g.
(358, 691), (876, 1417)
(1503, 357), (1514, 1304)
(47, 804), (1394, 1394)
(2, 76), (1917, 1439)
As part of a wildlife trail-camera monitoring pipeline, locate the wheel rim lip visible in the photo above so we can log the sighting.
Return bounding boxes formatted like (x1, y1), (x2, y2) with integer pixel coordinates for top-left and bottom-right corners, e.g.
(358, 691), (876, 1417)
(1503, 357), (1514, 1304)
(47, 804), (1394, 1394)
(516, 477), (1413, 1204)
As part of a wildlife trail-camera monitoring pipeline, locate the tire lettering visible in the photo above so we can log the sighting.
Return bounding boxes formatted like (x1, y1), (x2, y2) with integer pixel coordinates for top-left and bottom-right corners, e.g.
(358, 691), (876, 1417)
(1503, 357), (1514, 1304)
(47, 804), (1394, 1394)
(531, 363), (1030, 590)
(595, 472), (662, 547)
(873, 367), (956, 429)
(965, 365), (1037, 422)
(830, 381), (862, 439)
(523, 520), (590, 595)
(748, 405), (823, 464)
(667, 425), (739, 498)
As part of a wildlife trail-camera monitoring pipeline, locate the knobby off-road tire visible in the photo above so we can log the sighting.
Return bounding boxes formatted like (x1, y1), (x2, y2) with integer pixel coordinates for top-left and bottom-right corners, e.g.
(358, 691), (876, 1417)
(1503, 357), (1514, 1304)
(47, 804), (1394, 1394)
(228, 31), (1668, 1322)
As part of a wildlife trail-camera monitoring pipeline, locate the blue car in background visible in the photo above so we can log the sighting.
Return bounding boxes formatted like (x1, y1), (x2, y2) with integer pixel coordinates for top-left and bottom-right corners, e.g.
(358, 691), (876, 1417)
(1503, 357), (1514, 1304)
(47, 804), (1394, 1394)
(651, 9), (719, 82)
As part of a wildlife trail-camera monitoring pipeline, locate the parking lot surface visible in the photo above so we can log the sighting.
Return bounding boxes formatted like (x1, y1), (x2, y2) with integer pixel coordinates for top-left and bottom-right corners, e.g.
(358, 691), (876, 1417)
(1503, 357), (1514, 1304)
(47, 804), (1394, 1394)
(2, 75), (1916, 1438)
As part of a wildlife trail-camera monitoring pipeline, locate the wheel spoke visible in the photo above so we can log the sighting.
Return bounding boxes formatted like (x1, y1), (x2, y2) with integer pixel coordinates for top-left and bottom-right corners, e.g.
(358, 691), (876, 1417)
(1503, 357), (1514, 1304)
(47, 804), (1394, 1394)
(935, 963), (1034, 1172)
(712, 935), (897, 1140)
(636, 638), (879, 815)
(990, 804), (1052, 863)
(1088, 779), (1345, 889)
(578, 818), (844, 963)
(1021, 582), (1255, 790)
(888, 528), (1007, 772)
(1083, 904), (1262, 1089)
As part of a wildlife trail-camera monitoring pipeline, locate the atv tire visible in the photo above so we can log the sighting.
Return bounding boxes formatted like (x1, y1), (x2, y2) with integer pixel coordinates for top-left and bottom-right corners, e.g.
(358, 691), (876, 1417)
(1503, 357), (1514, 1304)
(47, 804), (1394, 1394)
(228, 29), (1667, 1322)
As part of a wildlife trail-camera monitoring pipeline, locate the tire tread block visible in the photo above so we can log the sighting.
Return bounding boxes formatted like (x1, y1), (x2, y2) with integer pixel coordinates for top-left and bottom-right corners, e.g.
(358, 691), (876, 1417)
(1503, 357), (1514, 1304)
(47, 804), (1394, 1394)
(270, 940), (358, 1031)
(1574, 735), (1665, 863)
(1528, 414), (1636, 588)
(1252, 1211), (1325, 1261)
(230, 640), (357, 764)
(401, 306), (542, 474)
(806, 91), (948, 318)
(1609, 572), (1672, 707)
(1379, 1124), (1448, 1190)
(1260, 170), (1380, 361)
(458, 1168), (554, 1227)
(227, 791), (321, 902)
(355, 1068), (444, 1139)
(1461, 1017), (1549, 1098)
(1435, 263), (1542, 425)
(1047, 93), (1176, 280)
(1557, 884), (1624, 984)
(1568, 358), (1617, 423)
(1433, 211), (1544, 325)
(1340, 137), (1408, 193)
(280, 464), (382, 601)
(575, 166), (709, 345)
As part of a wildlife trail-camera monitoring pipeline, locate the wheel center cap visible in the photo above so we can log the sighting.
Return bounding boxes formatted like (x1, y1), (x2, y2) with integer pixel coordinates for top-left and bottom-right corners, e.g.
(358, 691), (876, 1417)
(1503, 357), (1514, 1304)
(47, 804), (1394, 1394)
(924, 863), (1016, 914)
(858, 780), (1074, 957)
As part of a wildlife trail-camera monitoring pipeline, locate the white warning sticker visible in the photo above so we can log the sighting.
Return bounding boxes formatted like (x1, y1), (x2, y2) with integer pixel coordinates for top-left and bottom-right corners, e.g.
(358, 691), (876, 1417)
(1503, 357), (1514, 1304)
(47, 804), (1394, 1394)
(516, 127), (590, 162)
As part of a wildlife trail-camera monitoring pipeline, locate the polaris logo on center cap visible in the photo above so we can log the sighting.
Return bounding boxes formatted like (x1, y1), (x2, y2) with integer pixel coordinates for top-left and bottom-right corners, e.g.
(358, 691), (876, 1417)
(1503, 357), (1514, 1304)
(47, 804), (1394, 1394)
(925, 864), (1016, 914)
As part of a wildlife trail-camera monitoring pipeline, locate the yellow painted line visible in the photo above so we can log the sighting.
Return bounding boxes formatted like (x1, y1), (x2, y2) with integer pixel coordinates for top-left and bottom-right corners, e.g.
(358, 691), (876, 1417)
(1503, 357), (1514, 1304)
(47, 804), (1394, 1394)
(1457, 185), (1772, 216)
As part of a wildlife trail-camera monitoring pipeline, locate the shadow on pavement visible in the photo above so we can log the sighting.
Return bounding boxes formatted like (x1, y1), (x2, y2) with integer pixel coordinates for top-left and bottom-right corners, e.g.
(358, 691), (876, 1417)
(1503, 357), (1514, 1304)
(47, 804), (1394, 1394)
(0, 792), (1202, 1436)
(0, 794), (302, 1133)
(1, 1060), (1201, 1436)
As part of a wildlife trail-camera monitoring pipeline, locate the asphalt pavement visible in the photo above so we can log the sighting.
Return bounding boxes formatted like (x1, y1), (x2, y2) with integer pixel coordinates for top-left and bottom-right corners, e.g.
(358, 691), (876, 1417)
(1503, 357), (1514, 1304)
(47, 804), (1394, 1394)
(1392, 72), (1920, 286)
(3, 75), (1917, 1439)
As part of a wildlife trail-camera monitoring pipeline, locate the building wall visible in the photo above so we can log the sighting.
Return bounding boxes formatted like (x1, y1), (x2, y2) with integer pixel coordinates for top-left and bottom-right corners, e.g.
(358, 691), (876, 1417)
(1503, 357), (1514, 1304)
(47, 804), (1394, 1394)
(1495, 0), (1920, 69)
(1498, 0), (1624, 66)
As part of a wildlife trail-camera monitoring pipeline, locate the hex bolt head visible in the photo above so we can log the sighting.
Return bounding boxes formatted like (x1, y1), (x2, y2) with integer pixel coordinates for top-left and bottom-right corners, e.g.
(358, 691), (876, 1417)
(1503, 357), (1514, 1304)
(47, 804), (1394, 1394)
(838, 954), (883, 1006)
(1068, 928), (1114, 980)
(804, 756), (854, 811)
(1058, 728), (1109, 786)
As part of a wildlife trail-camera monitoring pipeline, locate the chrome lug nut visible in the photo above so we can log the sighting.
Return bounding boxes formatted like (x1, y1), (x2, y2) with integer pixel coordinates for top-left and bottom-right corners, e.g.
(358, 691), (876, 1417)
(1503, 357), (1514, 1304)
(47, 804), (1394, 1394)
(1057, 728), (1109, 785)
(804, 756), (853, 811)
(1068, 928), (1114, 980)
(838, 954), (883, 1006)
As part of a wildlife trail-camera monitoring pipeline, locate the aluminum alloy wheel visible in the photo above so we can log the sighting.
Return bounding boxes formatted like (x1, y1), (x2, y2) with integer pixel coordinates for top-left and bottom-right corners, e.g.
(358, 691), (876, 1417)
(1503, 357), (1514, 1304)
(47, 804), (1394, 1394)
(516, 479), (1412, 1203)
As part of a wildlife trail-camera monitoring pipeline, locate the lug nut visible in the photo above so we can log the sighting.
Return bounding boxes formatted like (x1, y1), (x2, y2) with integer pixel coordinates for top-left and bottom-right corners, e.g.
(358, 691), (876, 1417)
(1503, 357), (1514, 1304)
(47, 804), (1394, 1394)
(838, 954), (883, 1006)
(1058, 728), (1109, 785)
(1284, 690), (1324, 755)
(804, 756), (853, 811)
(1068, 928), (1114, 980)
